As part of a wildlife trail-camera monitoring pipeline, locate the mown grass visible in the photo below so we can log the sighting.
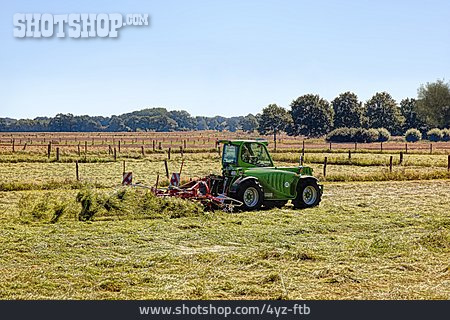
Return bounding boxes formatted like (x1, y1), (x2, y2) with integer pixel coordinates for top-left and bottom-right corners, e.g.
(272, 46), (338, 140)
(0, 180), (448, 299)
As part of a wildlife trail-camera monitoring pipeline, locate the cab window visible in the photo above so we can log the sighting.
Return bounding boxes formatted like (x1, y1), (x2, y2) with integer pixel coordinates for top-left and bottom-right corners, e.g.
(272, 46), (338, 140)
(222, 144), (238, 165)
(241, 142), (272, 167)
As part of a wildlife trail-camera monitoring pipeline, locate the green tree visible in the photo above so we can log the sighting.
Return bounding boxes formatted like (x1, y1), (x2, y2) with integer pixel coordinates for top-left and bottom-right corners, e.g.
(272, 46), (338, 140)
(331, 92), (365, 128)
(365, 92), (404, 134)
(257, 104), (292, 135)
(416, 79), (450, 128)
(290, 94), (334, 137)
(400, 98), (427, 131)
(240, 114), (259, 132)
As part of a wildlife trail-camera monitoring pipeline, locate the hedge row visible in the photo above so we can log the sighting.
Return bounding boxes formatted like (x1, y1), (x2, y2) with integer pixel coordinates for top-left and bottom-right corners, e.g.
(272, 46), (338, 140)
(326, 127), (390, 143)
(405, 128), (450, 142)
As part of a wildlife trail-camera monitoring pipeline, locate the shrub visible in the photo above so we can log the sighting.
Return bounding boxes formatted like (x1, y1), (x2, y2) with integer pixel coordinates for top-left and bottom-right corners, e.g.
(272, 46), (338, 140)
(427, 128), (443, 142)
(440, 128), (450, 141)
(327, 127), (382, 143)
(405, 128), (422, 142)
(377, 128), (391, 142)
(364, 128), (380, 143)
(326, 127), (353, 142)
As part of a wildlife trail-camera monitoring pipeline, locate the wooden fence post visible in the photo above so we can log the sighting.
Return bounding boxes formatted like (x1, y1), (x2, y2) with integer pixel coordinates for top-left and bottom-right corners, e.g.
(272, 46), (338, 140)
(184, 140), (187, 149)
(430, 143), (433, 154)
(354, 142), (357, 151)
(47, 142), (51, 158)
(141, 145), (145, 156)
(180, 146), (183, 157)
(168, 147), (171, 160)
(114, 148), (117, 161)
(323, 157), (328, 178)
(329, 142), (332, 151)
(152, 140), (155, 151)
(12, 139), (15, 152)
(399, 151), (403, 164)
(118, 140), (121, 153)
(389, 156), (393, 172)
(56, 147), (60, 161)
(348, 150), (351, 159)
(448, 155), (450, 172)
(164, 160), (169, 178)
(380, 142), (383, 152)
(76, 160), (79, 181)
(123, 160), (126, 174)
(302, 140), (305, 157)
(77, 143), (81, 156)
(158, 142), (162, 150)
(405, 143), (408, 154)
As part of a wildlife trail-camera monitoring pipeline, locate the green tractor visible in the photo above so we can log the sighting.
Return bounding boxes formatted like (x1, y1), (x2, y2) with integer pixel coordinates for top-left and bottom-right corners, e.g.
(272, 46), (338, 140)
(215, 140), (323, 211)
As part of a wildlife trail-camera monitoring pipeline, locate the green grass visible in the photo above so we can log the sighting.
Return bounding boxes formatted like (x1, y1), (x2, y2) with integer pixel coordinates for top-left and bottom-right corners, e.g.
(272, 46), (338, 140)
(0, 180), (448, 299)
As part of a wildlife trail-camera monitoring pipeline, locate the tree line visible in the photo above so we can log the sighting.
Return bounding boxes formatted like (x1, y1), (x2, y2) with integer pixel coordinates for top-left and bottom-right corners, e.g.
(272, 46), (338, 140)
(1, 79), (449, 137)
(256, 79), (450, 139)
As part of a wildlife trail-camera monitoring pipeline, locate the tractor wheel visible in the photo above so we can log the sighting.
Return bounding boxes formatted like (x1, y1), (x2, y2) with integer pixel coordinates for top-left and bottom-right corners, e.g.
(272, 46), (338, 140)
(292, 179), (321, 209)
(263, 200), (288, 209)
(236, 180), (264, 211)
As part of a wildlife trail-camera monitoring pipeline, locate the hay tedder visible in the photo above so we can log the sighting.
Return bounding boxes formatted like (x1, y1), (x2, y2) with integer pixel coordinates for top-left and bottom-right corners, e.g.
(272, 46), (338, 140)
(126, 140), (323, 212)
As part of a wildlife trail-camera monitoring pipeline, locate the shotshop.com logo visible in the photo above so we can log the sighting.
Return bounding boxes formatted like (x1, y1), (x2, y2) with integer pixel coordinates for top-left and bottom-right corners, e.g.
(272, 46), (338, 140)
(13, 13), (149, 38)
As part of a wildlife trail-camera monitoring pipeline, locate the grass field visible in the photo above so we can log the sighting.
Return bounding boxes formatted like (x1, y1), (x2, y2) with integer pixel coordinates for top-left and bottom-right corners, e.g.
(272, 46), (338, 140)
(0, 132), (449, 299)
(0, 180), (448, 299)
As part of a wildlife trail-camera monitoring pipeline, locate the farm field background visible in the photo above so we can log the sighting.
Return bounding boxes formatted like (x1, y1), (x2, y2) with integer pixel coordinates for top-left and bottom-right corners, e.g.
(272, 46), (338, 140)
(0, 131), (449, 299)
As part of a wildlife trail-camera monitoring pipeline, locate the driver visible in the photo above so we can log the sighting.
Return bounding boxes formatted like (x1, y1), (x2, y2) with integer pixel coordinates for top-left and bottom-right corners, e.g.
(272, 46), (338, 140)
(241, 144), (252, 163)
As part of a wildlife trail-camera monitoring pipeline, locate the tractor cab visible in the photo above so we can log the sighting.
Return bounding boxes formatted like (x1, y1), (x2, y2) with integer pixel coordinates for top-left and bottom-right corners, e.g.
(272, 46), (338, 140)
(221, 140), (273, 169)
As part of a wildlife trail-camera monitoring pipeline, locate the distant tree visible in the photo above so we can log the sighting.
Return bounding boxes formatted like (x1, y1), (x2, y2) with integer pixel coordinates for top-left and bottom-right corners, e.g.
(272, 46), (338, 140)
(240, 114), (259, 132)
(416, 79), (450, 128)
(169, 110), (195, 130)
(290, 94), (334, 137)
(400, 98), (426, 132)
(365, 92), (404, 135)
(195, 116), (208, 130)
(331, 92), (365, 128)
(257, 104), (292, 135)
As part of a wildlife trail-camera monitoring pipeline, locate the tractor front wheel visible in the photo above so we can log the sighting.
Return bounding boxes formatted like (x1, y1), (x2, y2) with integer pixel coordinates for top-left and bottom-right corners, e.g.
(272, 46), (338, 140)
(292, 179), (321, 209)
(236, 180), (264, 211)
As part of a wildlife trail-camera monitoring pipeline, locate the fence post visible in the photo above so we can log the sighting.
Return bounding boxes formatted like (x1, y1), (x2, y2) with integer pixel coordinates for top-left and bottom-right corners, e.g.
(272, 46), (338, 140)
(354, 142), (357, 151)
(23, 142), (27, 151)
(152, 140), (155, 151)
(47, 142), (51, 158)
(76, 160), (79, 181)
(56, 147), (60, 161)
(113, 148), (117, 161)
(123, 160), (126, 174)
(399, 151), (403, 164)
(168, 147), (171, 160)
(405, 143), (408, 154)
(180, 146), (183, 157)
(12, 139), (15, 152)
(218, 146), (221, 156)
(323, 157), (328, 178)
(329, 142), (332, 151)
(348, 150), (351, 159)
(184, 140), (187, 149)
(141, 145), (145, 156)
(77, 143), (81, 156)
(302, 140), (305, 157)
(448, 155), (450, 172)
(118, 140), (121, 153)
(164, 160), (169, 178)
(430, 143), (433, 154)
(389, 156), (393, 172)
(159, 142), (162, 150)
(380, 142), (383, 152)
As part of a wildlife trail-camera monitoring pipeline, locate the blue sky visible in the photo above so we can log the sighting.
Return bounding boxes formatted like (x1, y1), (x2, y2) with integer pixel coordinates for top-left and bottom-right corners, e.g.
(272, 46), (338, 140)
(1, 0), (449, 119)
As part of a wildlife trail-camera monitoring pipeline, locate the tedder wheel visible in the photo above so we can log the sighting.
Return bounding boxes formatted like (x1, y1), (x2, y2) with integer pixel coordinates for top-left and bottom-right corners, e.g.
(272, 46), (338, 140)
(292, 179), (321, 209)
(263, 200), (288, 209)
(236, 180), (264, 211)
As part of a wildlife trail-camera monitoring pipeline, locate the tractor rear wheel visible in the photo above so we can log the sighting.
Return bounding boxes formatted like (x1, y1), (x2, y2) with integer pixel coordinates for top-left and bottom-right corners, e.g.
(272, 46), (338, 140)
(292, 179), (321, 209)
(236, 180), (264, 211)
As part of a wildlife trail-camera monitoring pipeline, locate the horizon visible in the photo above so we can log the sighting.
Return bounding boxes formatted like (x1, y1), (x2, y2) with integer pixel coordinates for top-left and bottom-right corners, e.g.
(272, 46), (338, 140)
(1, 0), (449, 119)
